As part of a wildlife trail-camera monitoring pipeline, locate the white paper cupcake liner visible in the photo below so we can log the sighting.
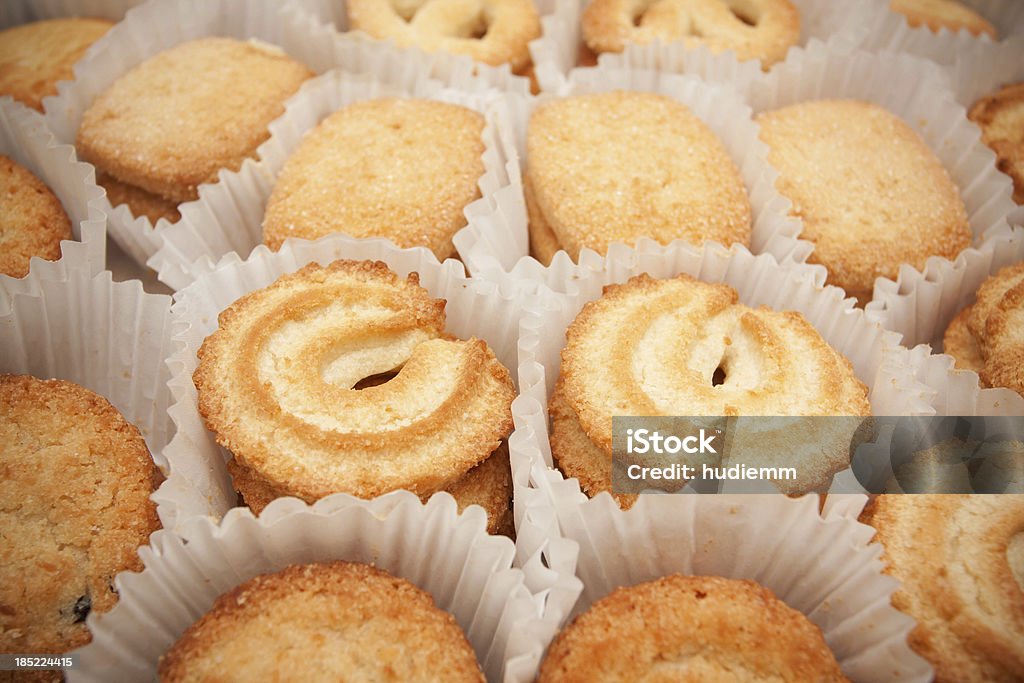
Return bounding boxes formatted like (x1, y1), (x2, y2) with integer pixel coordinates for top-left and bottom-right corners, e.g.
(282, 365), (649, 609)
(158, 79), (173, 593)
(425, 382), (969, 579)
(742, 44), (1018, 316)
(0, 98), (105, 280)
(282, 0), (534, 94)
(468, 67), (810, 277)
(528, 0), (879, 94)
(148, 69), (524, 291)
(68, 493), (553, 683)
(0, 265), (174, 472)
(0, 0), (141, 26)
(854, 0), (1024, 68)
(529, 492), (931, 681)
(39, 0), (449, 269)
(948, 32), (1024, 110)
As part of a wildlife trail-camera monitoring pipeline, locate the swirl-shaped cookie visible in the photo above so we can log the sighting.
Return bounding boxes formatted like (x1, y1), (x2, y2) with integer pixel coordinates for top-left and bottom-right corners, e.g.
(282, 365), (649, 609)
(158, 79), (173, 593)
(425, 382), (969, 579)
(944, 262), (1024, 397)
(537, 574), (848, 682)
(861, 495), (1024, 682)
(552, 273), (871, 501)
(347, 0), (541, 73)
(194, 260), (516, 519)
(582, 0), (800, 67)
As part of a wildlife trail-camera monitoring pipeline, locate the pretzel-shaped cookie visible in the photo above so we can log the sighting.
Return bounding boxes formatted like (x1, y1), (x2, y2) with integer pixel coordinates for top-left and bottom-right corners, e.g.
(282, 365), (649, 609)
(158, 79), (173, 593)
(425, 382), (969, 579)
(347, 0), (541, 72)
(582, 0), (799, 66)
(194, 260), (515, 504)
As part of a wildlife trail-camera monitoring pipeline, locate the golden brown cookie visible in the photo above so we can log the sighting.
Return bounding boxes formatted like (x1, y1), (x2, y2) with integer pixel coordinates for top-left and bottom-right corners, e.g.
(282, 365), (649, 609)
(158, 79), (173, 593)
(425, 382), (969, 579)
(861, 495), (1024, 682)
(890, 0), (997, 38)
(347, 0), (541, 73)
(527, 91), (752, 260)
(0, 375), (161, 672)
(229, 441), (513, 536)
(523, 173), (561, 265)
(943, 306), (985, 373)
(552, 273), (871, 502)
(582, 0), (800, 67)
(537, 574), (848, 682)
(263, 98), (484, 259)
(77, 37), (312, 206)
(194, 260), (516, 514)
(0, 18), (113, 112)
(97, 171), (182, 225)
(969, 81), (1024, 205)
(758, 99), (971, 306)
(0, 154), (73, 278)
(159, 562), (484, 682)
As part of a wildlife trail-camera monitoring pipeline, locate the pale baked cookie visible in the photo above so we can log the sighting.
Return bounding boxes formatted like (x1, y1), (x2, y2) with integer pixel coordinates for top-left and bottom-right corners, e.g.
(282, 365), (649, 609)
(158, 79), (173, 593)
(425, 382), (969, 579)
(263, 98), (484, 259)
(0, 375), (161, 674)
(861, 495), (1024, 682)
(527, 91), (752, 261)
(194, 260), (516, 530)
(0, 154), (73, 278)
(0, 18), (113, 112)
(537, 574), (848, 682)
(551, 273), (871, 503)
(944, 262), (1024, 396)
(890, 0), (997, 38)
(582, 0), (800, 67)
(77, 37), (313, 209)
(969, 82), (1024, 205)
(159, 562), (485, 682)
(97, 171), (182, 225)
(758, 99), (971, 306)
(347, 0), (541, 73)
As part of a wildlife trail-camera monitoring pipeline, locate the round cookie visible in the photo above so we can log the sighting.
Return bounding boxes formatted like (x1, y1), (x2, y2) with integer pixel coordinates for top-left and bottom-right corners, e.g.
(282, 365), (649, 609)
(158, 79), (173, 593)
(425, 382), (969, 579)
(97, 171), (181, 225)
(890, 0), (997, 38)
(0, 375), (161, 667)
(194, 260), (516, 508)
(537, 574), (848, 682)
(582, 0), (800, 66)
(159, 562), (485, 682)
(77, 37), (313, 205)
(943, 306), (985, 373)
(861, 495), (1024, 682)
(263, 98), (485, 259)
(0, 154), (73, 278)
(757, 99), (971, 305)
(527, 90), (752, 260)
(0, 17), (113, 112)
(347, 0), (541, 73)
(552, 273), (871, 502)
(969, 81), (1024, 205)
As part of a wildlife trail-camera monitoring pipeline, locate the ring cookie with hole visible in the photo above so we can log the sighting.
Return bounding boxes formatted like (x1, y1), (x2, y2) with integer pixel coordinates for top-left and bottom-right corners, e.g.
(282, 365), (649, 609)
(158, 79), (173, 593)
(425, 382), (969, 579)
(757, 99), (972, 306)
(0, 154), (73, 278)
(526, 90), (752, 264)
(969, 82), (1024, 205)
(0, 375), (162, 678)
(943, 262), (1024, 397)
(550, 273), (871, 506)
(263, 98), (485, 260)
(890, 0), (997, 38)
(537, 574), (849, 682)
(159, 562), (485, 682)
(861, 495), (1024, 682)
(581, 0), (800, 67)
(346, 0), (541, 74)
(194, 260), (516, 535)
(77, 37), (313, 224)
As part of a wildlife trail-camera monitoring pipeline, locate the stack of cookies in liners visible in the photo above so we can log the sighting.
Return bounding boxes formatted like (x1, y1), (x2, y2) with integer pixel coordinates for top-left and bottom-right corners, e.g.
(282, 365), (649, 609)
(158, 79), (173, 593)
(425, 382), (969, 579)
(0, 0), (1022, 680)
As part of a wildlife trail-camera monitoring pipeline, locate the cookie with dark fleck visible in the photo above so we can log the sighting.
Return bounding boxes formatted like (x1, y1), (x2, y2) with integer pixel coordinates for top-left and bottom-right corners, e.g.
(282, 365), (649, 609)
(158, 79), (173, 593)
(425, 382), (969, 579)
(0, 375), (161, 679)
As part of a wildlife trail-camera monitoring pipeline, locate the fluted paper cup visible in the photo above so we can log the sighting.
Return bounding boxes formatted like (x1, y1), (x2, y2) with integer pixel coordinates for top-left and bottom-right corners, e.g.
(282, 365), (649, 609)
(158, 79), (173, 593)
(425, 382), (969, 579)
(148, 69), (524, 291)
(67, 493), (556, 682)
(0, 98), (105, 280)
